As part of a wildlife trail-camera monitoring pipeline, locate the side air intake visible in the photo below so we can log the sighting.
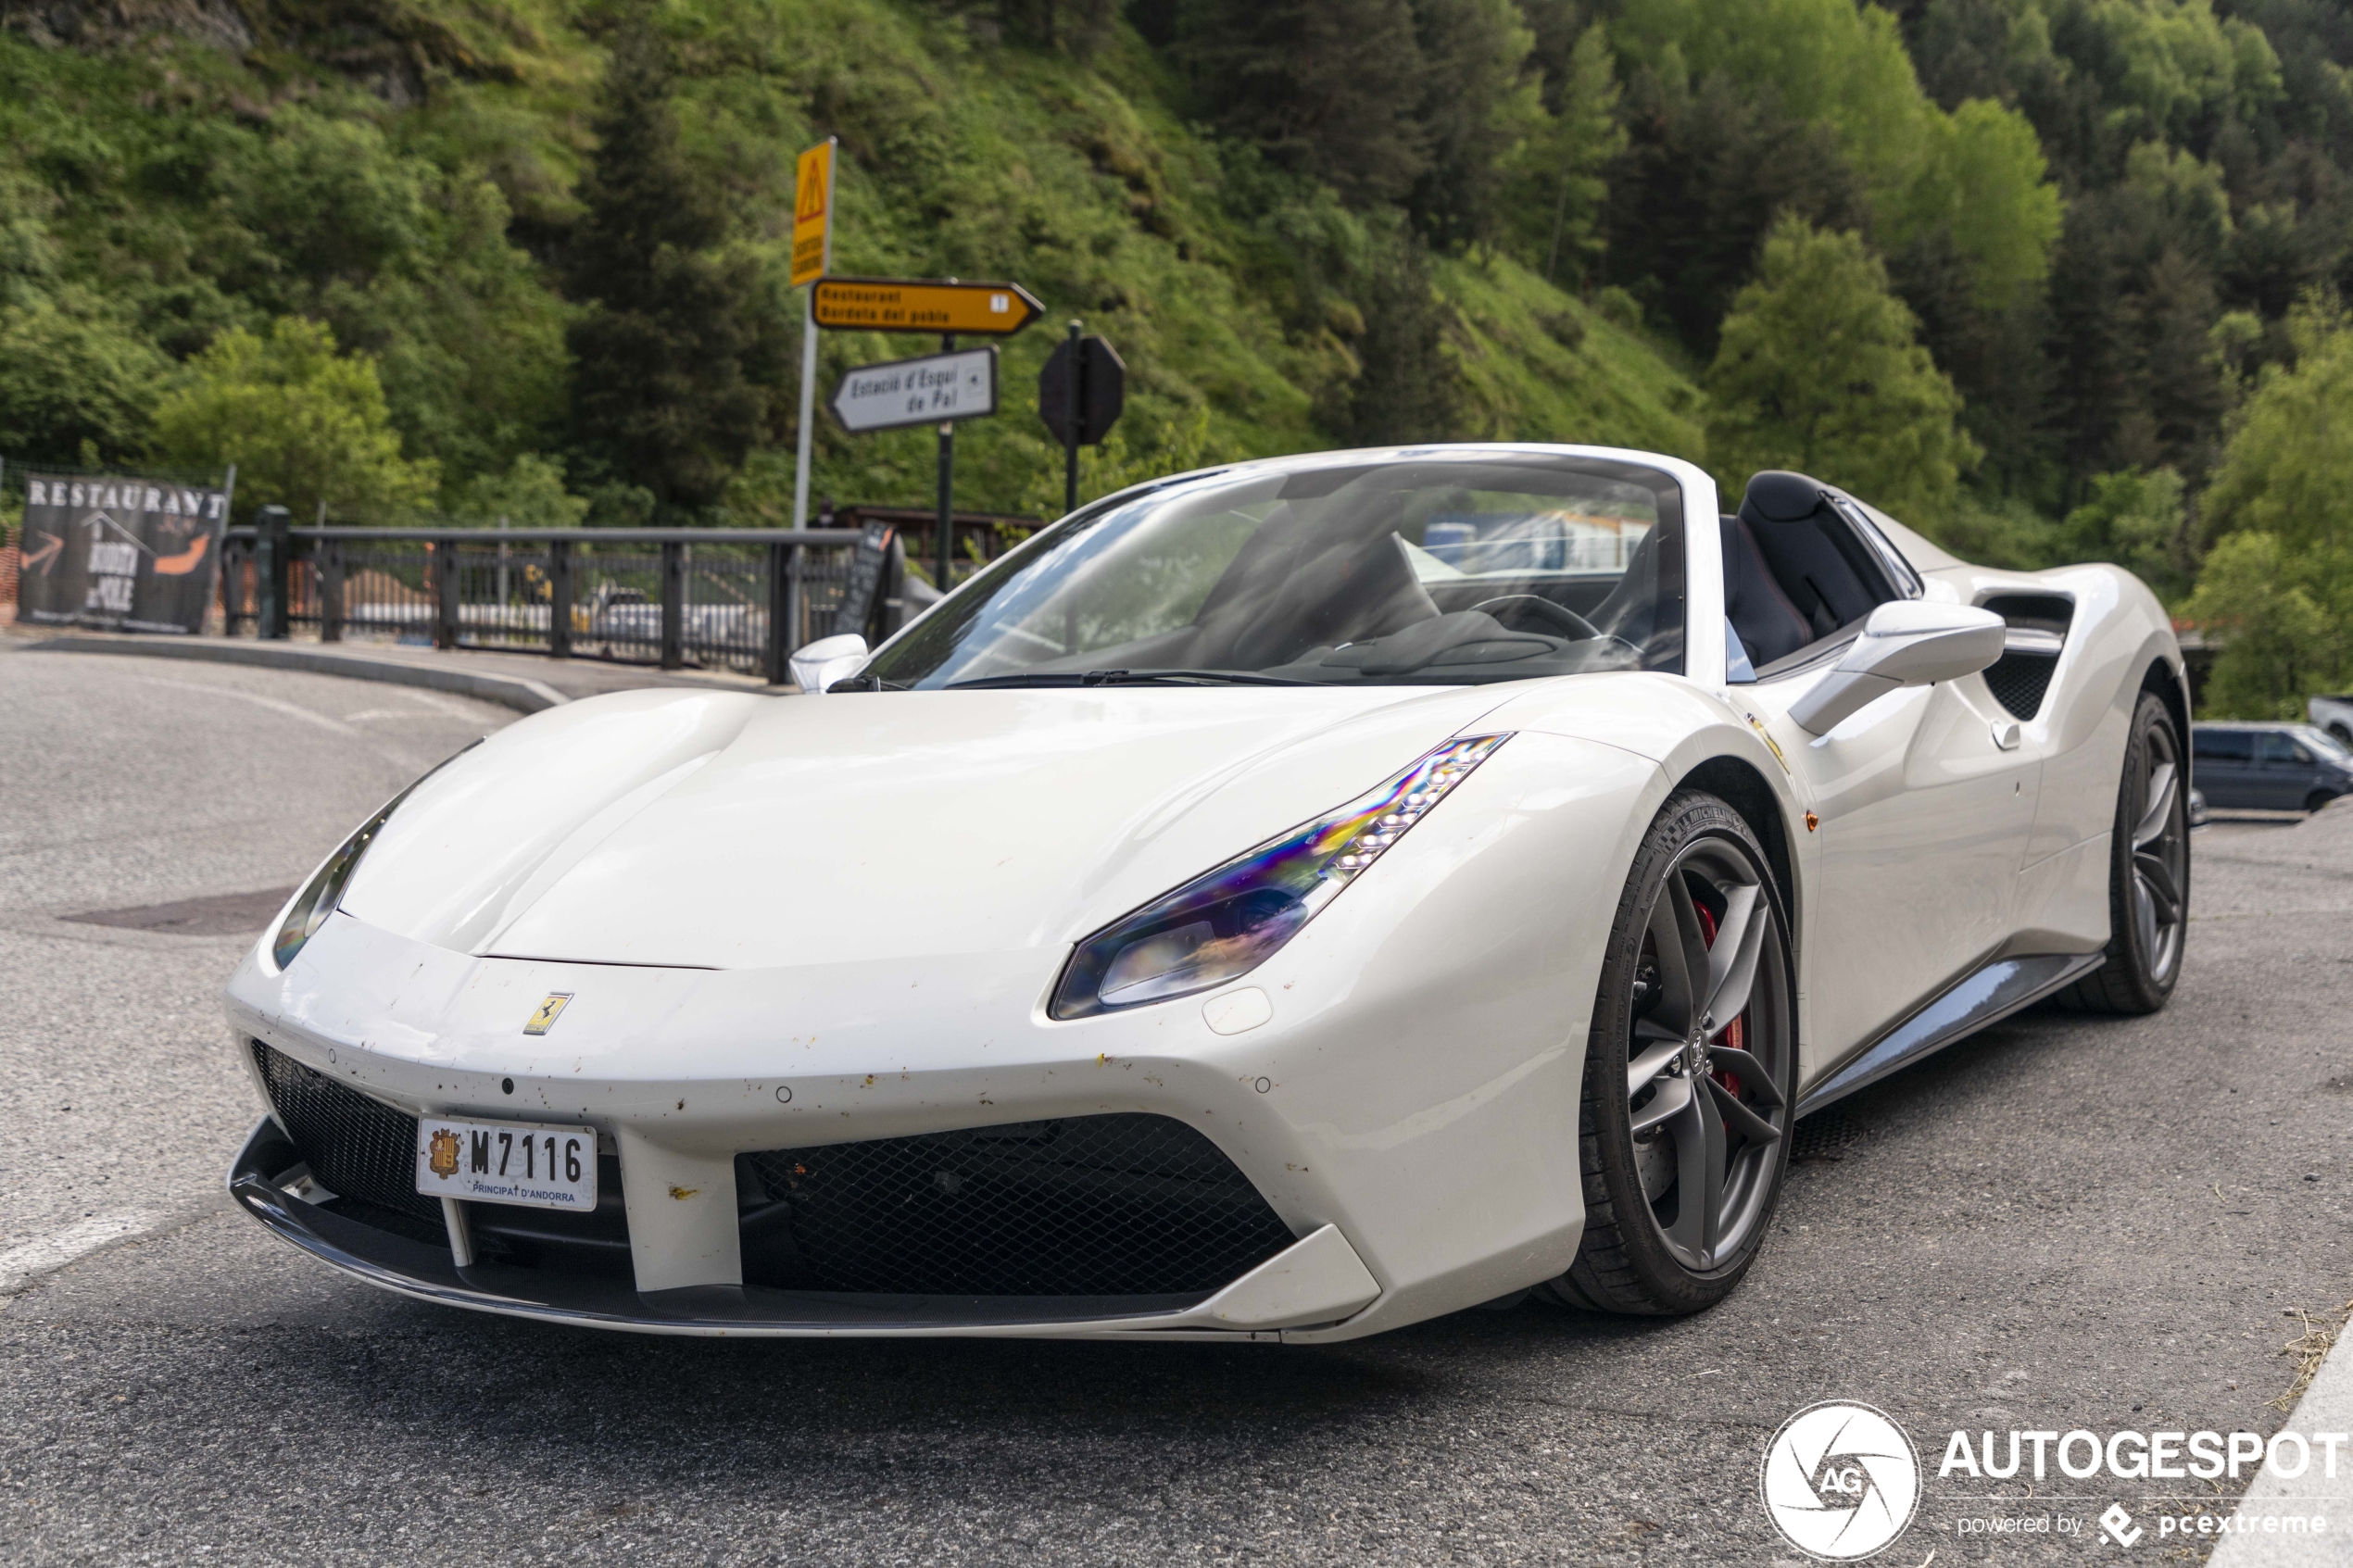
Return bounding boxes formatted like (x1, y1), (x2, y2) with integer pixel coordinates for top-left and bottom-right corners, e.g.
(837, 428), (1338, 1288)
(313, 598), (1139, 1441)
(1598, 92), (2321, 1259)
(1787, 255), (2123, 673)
(737, 1114), (1297, 1297)
(1979, 593), (2074, 721)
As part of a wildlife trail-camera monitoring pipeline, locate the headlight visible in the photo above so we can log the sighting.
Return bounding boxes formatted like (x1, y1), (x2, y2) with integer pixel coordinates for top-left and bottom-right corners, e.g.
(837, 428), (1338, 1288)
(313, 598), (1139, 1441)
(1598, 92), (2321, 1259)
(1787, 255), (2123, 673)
(1051, 734), (1511, 1019)
(269, 797), (403, 972)
(267, 742), (476, 972)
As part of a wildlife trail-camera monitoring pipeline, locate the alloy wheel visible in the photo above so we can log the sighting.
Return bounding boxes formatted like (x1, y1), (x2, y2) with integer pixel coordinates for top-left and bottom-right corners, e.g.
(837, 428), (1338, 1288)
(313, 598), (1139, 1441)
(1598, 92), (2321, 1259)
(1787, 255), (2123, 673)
(2130, 720), (2188, 985)
(1623, 837), (1793, 1273)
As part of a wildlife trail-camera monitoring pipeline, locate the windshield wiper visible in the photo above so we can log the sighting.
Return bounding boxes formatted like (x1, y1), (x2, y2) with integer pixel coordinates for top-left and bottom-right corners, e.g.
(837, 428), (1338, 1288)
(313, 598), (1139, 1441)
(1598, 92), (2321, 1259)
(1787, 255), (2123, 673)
(824, 674), (912, 693)
(947, 668), (1307, 690)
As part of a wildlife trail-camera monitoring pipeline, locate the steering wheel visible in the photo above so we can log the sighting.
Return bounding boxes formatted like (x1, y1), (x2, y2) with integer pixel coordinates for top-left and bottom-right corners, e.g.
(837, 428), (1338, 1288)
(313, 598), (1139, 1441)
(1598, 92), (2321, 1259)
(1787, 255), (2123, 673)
(1469, 595), (1600, 641)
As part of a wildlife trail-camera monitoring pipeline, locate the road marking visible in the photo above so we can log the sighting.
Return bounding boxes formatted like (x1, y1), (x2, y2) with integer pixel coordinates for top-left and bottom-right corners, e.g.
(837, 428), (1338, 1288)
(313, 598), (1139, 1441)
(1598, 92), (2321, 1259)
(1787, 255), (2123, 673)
(0, 1210), (170, 1295)
(382, 687), (494, 720)
(132, 677), (359, 736)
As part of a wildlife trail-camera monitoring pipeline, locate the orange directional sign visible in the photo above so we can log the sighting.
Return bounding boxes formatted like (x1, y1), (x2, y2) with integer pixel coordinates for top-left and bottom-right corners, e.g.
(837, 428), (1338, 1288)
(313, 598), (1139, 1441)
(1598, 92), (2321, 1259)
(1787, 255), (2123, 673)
(812, 277), (1046, 336)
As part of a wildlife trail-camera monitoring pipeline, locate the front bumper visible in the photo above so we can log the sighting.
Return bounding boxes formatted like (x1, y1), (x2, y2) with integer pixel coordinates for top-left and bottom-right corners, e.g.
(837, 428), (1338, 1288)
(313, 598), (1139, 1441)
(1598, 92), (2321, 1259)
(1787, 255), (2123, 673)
(228, 1116), (1381, 1339)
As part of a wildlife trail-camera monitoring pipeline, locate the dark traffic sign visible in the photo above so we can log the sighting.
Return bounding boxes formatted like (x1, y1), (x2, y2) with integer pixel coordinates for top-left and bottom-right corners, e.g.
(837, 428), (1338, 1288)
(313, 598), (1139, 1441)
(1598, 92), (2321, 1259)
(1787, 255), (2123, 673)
(1038, 333), (1126, 448)
(1039, 328), (1127, 514)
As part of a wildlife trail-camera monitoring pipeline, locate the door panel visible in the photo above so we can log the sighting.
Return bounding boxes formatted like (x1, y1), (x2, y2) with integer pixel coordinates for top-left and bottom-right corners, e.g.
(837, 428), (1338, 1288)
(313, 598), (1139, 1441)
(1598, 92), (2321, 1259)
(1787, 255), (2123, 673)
(1756, 674), (2040, 1083)
(2257, 732), (2317, 808)
(2191, 731), (2256, 809)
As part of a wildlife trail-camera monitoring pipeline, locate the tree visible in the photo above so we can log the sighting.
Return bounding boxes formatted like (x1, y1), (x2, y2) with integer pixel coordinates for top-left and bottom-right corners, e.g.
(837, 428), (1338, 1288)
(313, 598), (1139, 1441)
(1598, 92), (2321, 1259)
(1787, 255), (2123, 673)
(1612, 0), (2060, 311)
(148, 317), (437, 521)
(1331, 228), (1467, 444)
(1705, 217), (1980, 522)
(2183, 531), (2345, 716)
(1604, 69), (1870, 357)
(2200, 293), (2353, 552)
(0, 286), (168, 464)
(995, 0), (1120, 55)
(562, 20), (766, 516)
(1498, 22), (1625, 285)
(450, 453), (590, 529)
(1403, 0), (1541, 248)
(2179, 295), (2353, 713)
(1175, 0), (1432, 207)
(2060, 466), (2192, 598)
(208, 107), (570, 495)
(1899, 98), (2064, 313)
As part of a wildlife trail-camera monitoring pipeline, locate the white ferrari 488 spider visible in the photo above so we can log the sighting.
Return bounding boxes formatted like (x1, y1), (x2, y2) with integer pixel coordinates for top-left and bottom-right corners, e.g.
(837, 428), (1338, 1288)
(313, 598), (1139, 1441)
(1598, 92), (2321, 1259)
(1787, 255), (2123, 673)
(227, 445), (2189, 1340)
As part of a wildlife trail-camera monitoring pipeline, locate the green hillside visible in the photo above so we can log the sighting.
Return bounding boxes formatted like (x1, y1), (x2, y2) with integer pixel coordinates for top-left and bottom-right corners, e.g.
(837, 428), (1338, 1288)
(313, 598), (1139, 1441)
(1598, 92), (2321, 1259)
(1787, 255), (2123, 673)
(10, 0), (2353, 709)
(0, 0), (1698, 524)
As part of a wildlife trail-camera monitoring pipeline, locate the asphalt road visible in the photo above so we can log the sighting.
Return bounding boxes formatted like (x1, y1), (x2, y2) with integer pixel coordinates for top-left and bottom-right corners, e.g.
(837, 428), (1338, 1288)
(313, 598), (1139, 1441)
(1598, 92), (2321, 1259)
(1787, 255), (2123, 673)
(4, 644), (2349, 1566)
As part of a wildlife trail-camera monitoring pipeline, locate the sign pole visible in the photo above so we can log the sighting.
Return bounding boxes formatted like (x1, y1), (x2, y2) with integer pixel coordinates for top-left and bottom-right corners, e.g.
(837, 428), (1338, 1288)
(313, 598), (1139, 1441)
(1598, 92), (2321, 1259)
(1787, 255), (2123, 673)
(793, 290), (820, 532)
(789, 138), (837, 533)
(1062, 320), (1082, 515)
(936, 331), (956, 596)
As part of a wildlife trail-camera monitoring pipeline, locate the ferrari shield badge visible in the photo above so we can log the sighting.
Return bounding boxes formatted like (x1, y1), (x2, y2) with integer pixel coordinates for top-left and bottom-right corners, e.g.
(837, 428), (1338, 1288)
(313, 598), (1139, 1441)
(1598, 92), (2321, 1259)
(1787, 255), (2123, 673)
(427, 1127), (460, 1178)
(523, 992), (573, 1035)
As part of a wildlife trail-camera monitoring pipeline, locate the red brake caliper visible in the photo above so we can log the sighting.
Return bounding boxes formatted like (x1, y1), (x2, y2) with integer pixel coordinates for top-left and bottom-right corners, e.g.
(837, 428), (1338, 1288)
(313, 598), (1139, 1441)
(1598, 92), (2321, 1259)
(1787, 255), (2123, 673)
(1692, 900), (1744, 1099)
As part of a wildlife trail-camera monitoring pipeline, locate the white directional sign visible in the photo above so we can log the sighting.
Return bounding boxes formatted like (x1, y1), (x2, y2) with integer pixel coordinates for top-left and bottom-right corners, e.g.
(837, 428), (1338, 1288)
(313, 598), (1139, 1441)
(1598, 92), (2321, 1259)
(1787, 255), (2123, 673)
(828, 346), (999, 433)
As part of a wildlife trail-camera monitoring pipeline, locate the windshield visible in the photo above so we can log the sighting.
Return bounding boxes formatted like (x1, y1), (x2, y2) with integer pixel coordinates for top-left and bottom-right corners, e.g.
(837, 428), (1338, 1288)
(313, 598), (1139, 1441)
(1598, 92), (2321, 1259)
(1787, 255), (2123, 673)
(861, 452), (1686, 689)
(2296, 725), (2350, 762)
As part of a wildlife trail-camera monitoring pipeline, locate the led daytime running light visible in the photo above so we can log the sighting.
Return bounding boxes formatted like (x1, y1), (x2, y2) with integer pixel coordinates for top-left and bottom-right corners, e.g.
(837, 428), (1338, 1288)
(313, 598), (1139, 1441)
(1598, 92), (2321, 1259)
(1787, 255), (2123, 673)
(1319, 737), (1504, 880)
(1051, 734), (1511, 1018)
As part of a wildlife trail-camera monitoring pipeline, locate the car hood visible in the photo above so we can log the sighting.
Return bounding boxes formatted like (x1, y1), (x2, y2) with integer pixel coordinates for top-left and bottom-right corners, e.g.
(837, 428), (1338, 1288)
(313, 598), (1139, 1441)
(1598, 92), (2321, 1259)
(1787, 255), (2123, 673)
(338, 684), (1518, 972)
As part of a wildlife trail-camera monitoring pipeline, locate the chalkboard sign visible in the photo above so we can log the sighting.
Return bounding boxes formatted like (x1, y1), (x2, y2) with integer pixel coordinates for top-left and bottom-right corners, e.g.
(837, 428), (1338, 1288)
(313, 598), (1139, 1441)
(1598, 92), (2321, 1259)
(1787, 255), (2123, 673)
(832, 521), (896, 638)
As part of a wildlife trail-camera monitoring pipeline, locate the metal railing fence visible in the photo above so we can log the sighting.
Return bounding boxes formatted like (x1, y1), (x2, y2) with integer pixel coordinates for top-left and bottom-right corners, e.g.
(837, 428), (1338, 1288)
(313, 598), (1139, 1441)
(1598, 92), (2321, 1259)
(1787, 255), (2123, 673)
(215, 524), (961, 683)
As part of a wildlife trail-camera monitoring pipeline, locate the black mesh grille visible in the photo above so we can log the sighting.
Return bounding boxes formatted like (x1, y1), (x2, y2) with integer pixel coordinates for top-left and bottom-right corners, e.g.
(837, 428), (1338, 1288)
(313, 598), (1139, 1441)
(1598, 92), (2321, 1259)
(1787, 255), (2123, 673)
(738, 1114), (1297, 1297)
(250, 1039), (440, 1226)
(1983, 651), (2057, 720)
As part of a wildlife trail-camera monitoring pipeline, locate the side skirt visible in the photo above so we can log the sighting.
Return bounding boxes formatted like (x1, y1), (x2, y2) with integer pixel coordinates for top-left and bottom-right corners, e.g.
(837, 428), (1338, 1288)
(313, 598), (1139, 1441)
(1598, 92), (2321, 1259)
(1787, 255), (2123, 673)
(1794, 951), (2105, 1118)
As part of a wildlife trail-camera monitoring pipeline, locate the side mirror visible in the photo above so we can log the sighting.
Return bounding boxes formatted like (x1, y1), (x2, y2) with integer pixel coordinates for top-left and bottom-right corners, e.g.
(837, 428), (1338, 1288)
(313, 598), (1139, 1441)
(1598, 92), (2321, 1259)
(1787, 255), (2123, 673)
(1788, 602), (2007, 735)
(787, 633), (870, 695)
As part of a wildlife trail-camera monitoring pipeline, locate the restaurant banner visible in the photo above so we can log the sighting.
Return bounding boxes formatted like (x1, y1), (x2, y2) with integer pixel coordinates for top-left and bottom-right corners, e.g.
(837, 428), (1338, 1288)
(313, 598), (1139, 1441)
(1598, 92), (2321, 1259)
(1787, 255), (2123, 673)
(15, 473), (232, 633)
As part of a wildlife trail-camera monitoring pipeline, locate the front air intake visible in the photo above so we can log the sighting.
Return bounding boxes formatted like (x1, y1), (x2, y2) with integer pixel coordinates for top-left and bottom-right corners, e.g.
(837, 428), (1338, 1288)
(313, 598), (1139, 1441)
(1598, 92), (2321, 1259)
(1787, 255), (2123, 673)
(737, 1114), (1297, 1297)
(250, 1039), (443, 1235)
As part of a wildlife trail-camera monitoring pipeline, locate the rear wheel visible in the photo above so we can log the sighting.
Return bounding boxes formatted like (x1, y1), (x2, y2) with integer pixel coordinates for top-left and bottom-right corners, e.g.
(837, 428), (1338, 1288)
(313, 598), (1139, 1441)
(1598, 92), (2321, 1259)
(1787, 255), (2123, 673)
(2059, 692), (2187, 1014)
(1543, 791), (1795, 1316)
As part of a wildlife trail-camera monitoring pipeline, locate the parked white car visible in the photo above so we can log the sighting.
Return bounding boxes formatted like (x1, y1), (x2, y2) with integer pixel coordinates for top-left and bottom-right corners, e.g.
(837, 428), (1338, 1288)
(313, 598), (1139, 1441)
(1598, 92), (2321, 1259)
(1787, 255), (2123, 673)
(226, 445), (2188, 1340)
(2312, 693), (2353, 749)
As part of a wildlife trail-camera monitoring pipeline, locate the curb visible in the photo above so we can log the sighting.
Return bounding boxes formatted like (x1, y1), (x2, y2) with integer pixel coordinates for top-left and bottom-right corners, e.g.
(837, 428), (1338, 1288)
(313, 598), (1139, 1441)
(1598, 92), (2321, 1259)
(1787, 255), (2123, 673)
(21, 633), (572, 714)
(2207, 1318), (2353, 1565)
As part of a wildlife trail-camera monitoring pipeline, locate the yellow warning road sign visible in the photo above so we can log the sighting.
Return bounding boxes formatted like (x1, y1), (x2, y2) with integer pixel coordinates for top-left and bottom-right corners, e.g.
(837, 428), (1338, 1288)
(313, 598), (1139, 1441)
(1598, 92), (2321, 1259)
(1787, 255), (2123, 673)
(791, 139), (835, 289)
(812, 277), (1046, 336)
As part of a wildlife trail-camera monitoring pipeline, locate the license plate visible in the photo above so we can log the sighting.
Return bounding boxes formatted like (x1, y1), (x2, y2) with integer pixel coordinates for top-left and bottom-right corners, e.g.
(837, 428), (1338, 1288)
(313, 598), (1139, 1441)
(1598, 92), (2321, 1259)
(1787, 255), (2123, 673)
(416, 1115), (598, 1211)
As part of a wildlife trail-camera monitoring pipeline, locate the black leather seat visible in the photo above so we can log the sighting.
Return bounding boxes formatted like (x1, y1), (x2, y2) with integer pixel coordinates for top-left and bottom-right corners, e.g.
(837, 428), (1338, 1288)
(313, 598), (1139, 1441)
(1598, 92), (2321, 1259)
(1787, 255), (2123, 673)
(1720, 512), (1813, 668)
(1586, 521), (1682, 669)
(1734, 471), (1900, 654)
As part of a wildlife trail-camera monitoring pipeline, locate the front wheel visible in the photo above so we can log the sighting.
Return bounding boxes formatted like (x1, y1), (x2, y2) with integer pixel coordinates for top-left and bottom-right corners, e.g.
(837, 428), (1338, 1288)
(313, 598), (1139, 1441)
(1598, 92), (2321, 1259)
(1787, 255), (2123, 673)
(2058, 691), (2188, 1014)
(1543, 790), (1796, 1316)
